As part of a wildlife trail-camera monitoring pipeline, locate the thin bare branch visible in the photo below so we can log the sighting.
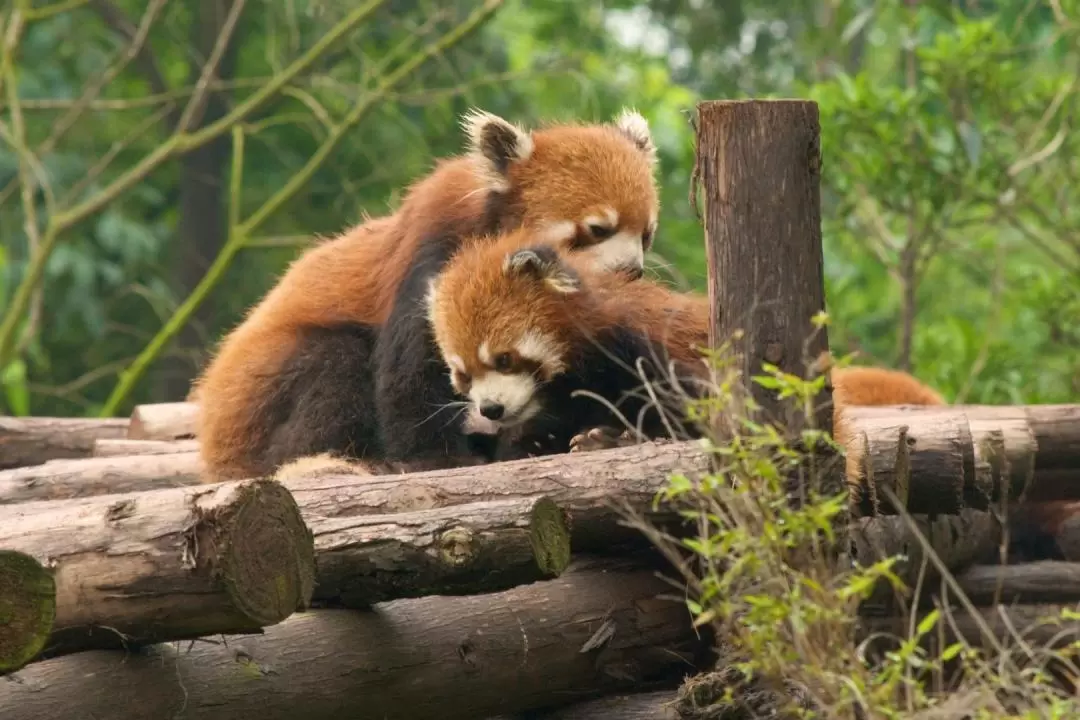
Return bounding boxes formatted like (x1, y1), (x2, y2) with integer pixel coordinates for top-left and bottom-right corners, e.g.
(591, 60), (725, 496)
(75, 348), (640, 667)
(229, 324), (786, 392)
(0, 0), (389, 371)
(99, 0), (506, 415)
(174, 0), (247, 133)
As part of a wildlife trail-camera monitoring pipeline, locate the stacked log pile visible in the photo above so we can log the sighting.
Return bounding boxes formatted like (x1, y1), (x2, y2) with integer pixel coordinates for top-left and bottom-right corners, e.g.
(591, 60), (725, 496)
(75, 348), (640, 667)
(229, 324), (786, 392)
(2, 399), (1080, 718)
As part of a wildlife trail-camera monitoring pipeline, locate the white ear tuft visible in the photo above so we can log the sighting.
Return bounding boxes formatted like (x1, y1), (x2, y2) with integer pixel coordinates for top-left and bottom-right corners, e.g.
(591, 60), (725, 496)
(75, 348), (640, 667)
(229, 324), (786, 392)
(460, 108), (534, 191)
(504, 246), (581, 295)
(613, 108), (657, 166)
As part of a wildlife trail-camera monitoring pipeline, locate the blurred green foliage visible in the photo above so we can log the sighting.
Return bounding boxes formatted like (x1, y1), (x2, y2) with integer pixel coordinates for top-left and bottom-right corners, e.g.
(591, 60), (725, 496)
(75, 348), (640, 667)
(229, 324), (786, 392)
(0, 0), (1077, 417)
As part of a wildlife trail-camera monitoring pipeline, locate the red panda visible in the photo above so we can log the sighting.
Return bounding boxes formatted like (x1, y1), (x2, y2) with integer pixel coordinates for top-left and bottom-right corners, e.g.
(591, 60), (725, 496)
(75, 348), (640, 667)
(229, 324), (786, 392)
(192, 107), (662, 480)
(424, 230), (949, 464)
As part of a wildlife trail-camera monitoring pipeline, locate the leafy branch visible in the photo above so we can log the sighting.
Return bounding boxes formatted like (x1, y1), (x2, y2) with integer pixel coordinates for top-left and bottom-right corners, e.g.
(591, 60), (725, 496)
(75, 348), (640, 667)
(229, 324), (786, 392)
(97, 0), (505, 416)
(0, 0), (389, 372)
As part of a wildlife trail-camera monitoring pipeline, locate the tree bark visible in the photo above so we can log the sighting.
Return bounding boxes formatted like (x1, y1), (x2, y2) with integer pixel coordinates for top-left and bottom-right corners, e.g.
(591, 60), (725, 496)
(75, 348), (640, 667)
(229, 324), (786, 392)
(0, 416), (128, 469)
(852, 509), (1000, 612)
(126, 402), (198, 440)
(0, 559), (707, 720)
(954, 561), (1080, 605)
(847, 404), (1080, 502)
(0, 479), (314, 661)
(91, 438), (200, 457)
(849, 408), (974, 515)
(0, 452), (202, 504)
(696, 99), (830, 436)
(0, 551), (55, 675)
(286, 441), (710, 554)
(311, 496), (572, 606)
(523, 691), (678, 719)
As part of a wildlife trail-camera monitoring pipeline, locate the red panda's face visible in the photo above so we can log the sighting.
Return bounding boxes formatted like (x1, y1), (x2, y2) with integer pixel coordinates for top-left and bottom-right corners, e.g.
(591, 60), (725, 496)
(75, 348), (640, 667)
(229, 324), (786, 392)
(461, 109), (660, 280)
(427, 241), (585, 431)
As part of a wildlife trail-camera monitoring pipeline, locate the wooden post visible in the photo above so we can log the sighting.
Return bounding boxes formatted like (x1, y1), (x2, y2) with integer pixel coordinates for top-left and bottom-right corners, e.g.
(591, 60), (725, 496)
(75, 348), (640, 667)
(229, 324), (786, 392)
(695, 99), (830, 436)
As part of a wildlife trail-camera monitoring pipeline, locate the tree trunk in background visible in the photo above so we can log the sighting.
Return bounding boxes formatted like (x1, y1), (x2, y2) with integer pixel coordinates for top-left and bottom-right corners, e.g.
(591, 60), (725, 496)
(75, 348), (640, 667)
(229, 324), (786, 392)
(155, 0), (245, 402)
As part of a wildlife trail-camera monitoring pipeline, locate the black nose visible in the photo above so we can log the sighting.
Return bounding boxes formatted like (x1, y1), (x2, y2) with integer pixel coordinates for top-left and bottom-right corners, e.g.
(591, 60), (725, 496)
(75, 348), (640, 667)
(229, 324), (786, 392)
(479, 402), (505, 420)
(620, 265), (644, 280)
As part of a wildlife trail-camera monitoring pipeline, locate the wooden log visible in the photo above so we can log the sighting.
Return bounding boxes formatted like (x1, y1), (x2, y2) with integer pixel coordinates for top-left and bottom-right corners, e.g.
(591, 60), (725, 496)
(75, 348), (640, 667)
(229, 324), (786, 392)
(0, 559), (706, 720)
(955, 561), (1080, 605)
(525, 691), (678, 719)
(287, 441), (711, 554)
(852, 509), (1000, 612)
(696, 98), (831, 436)
(312, 496), (572, 606)
(844, 420), (911, 516)
(0, 416), (128, 469)
(0, 479), (315, 661)
(863, 602), (1080, 651)
(91, 438), (200, 458)
(849, 404), (1080, 502)
(0, 452), (202, 504)
(126, 401), (197, 440)
(849, 407), (975, 515)
(0, 550), (56, 675)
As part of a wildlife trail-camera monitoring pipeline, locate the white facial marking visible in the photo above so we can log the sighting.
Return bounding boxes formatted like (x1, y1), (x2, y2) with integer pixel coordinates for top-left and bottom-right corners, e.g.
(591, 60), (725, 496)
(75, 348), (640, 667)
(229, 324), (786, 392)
(535, 220), (577, 245)
(478, 341), (493, 366)
(516, 331), (564, 374)
(582, 230), (644, 273)
(446, 354), (467, 374)
(424, 279), (440, 325)
(583, 207), (619, 231)
(469, 373), (540, 427)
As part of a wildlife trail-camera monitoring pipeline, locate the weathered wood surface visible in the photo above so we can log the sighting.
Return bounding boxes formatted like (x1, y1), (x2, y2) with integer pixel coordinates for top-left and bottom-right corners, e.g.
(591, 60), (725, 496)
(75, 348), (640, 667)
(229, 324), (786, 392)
(955, 561), (1080, 605)
(852, 509), (1000, 612)
(847, 404), (1080, 503)
(286, 441), (708, 554)
(0, 559), (706, 720)
(126, 402), (198, 441)
(864, 602), (1080, 651)
(0, 479), (314, 661)
(696, 98), (830, 436)
(0, 416), (128, 469)
(311, 496), (573, 606)
(91, 438), (200, 457)
(0, 452), (202, 504)
(0, 550), (56, 675)
(524, 691), (678, 719)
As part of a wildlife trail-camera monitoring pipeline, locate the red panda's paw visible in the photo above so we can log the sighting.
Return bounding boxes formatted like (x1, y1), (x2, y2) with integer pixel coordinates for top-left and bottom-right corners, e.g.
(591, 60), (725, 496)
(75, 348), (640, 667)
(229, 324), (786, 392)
(569, 426), (641, 454)
(273, 452), (377, 481)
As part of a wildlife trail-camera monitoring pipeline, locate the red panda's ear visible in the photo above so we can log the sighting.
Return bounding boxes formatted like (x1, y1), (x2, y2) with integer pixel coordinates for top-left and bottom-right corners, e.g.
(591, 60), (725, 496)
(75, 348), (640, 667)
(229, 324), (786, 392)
(503, 247), (581, 295)
(460, 109), (534, 191)
(613, 108), (658, 167)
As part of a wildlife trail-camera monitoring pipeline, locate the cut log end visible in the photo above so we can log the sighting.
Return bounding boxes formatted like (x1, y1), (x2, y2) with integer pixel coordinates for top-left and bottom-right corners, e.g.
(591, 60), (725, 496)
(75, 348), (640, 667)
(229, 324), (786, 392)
(0, 550), (56, 674)
(529, 496), (572, 577)
(205, 481), (316, 627)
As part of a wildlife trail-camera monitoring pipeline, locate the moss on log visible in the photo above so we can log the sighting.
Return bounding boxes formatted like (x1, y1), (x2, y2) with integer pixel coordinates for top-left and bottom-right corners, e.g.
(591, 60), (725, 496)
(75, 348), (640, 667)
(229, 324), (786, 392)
(0, 551), (56, 675)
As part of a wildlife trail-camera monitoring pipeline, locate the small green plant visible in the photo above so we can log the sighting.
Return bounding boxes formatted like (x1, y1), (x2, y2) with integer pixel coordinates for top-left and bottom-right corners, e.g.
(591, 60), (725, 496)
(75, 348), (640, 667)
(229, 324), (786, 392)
(628, 326), (1080, 719)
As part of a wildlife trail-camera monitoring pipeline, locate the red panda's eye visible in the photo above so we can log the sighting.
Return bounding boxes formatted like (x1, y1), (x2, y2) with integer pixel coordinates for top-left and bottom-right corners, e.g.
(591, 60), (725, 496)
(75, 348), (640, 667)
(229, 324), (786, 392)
(493, 353), (513, 372)
(642, 228), (653, 249)
(588, 224), (616, 240)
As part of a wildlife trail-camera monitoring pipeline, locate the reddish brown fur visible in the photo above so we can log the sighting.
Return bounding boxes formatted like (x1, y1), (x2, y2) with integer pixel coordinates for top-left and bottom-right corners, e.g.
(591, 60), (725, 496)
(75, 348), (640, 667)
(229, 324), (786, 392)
(434, 231), (947, 413)
(193, 117), (660, 480)
(432, 230), (949, 480)
(430, 229), (707, 383)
